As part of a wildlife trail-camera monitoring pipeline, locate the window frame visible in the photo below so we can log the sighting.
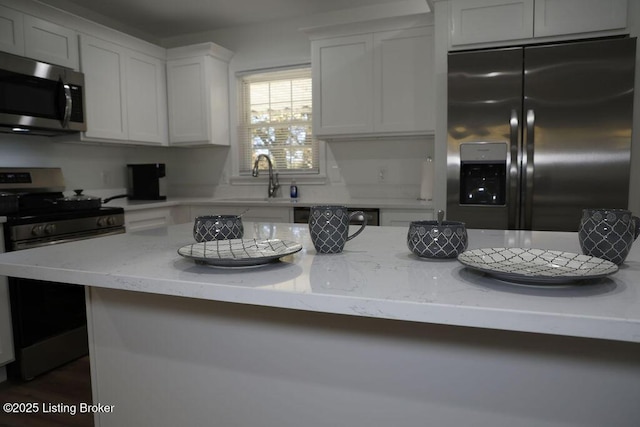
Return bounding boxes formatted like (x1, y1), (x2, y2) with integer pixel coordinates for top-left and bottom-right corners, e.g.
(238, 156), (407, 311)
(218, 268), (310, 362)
(231, 64), (326, 184)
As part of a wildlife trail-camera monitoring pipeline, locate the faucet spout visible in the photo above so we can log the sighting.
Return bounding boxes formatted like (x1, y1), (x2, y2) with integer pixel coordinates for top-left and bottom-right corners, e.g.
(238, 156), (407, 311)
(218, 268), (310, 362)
(252, 154), (280, 198)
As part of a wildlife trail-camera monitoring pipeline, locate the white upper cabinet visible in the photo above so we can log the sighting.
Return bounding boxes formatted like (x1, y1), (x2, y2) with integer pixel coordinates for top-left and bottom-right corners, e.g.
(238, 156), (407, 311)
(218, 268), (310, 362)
(311, 20), (434, 138)
(312, 34), (374, 135)
(0, 4), (24, 56)
(80, 35), (127, 140)
(450, 0), (534, 45)
(450, 0), (628, 47)
(534, 0), (628, 37)
(0, 5), (78, 69)
(80, 34), (168, 145)
(23, 15), (78, 69)
(374, 26), (434, 134)
(126, 51), (168, 144)
(166, 43), (233, 146)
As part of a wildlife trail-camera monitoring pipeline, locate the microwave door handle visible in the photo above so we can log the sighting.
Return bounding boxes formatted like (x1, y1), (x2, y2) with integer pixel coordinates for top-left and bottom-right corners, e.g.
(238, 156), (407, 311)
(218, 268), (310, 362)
(59, 79), (72, 128)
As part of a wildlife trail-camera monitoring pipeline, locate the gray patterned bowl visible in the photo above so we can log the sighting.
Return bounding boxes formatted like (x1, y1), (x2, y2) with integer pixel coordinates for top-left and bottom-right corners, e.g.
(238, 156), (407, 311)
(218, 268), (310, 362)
(407, 220), (468, 259)
(193, 215), (244, 242)
(578, 208), (640, 265)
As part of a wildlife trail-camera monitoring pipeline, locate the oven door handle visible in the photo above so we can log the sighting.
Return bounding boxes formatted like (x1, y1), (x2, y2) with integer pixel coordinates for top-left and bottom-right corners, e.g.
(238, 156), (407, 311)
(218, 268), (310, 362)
(12, 228), (125, 251)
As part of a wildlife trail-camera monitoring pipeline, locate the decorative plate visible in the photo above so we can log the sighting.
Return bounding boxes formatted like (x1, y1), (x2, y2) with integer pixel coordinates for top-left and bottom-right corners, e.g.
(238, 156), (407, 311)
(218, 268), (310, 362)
(178, 239), (302, 268)
(457, 248), (618, 284)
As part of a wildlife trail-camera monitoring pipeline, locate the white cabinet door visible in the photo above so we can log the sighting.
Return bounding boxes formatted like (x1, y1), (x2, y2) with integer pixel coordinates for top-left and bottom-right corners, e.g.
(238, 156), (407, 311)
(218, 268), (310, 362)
(190, 205), (292, 224)
(80, 34), (168, 145)
(23, 15), (78, 69)
(80, 35), (128, 140)
(167, 43), (231, 146)
(0, 4), (24, 56)
(0, 275), (13, 368)
(374, 26), (434, 134)
(312, 25), (435, 138)
(534, 0), (627, 37)
(312, 34), (374, 136)
(450, 0), (534, 46)
(126, 51), (168, 145)
(125, 206), (191, 232)
(167, 57), (210, 143)
(451, 0), (628, 47)
(380, 208), (433, 227)
(125, 208), (172, 232)
(0, 227), (15, 369)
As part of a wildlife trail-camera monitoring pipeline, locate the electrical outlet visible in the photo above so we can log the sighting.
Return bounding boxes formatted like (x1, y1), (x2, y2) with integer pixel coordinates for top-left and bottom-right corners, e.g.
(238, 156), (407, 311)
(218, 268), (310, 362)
(101, 170), (111, 186)
(378, 167), (387, 183)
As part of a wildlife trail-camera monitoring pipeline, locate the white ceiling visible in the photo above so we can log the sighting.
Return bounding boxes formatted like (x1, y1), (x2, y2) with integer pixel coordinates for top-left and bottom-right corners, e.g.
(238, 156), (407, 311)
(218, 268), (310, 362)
(36, 0), (417, 40)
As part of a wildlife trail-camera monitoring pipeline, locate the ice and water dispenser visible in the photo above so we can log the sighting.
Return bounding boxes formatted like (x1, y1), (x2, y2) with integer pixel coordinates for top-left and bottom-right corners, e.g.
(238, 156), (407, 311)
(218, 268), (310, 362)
(459, 142), (507, 206)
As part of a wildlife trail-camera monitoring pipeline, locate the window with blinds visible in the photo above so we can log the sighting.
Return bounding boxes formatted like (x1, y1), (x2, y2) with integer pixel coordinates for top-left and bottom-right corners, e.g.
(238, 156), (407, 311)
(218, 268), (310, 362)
(238, 67), (318, 175)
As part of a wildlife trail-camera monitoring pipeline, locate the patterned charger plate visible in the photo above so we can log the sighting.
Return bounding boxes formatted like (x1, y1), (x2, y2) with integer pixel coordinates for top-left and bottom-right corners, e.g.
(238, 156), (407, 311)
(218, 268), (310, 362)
(178, 239), (302, 268)
(457, 248), (618, 284)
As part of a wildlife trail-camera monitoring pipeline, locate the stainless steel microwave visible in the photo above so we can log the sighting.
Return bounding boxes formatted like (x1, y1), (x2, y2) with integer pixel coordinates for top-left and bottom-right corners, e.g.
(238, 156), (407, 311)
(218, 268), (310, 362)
(0, 51), (86, 136)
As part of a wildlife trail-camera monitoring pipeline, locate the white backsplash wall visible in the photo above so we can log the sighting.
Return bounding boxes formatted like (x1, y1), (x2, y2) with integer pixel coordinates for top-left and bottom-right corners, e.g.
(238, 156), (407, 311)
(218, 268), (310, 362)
(327, 137), (434, 199)
(0, 134), (220, 196)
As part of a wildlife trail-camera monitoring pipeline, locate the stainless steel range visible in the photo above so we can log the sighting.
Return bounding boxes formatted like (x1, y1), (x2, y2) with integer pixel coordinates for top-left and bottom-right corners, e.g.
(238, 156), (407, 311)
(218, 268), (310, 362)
(0, 167), (125, 380)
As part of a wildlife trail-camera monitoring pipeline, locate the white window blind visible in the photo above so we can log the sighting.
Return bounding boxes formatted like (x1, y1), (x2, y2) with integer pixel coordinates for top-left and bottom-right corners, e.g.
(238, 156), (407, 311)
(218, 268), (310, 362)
(238, 67), (318, 175)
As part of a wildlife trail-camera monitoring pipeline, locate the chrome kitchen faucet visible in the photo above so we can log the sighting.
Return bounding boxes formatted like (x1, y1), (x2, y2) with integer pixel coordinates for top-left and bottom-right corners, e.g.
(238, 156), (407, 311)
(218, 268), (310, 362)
(252, 154), (280, 198)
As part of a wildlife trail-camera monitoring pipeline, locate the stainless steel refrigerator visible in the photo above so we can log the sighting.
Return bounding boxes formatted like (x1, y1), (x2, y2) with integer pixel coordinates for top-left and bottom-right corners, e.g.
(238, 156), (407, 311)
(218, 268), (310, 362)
(446, 37), (636, 231)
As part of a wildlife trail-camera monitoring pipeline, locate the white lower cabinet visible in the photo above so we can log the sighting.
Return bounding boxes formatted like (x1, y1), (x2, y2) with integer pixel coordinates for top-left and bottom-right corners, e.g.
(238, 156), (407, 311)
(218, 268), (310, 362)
(125, 206), (190, 232)
(189, 206), (292, 224)
(0, 226), (15, 381)
(79, 34), (168, 145)
(127, 204), (431, 230)
(380, 209), (433, 227)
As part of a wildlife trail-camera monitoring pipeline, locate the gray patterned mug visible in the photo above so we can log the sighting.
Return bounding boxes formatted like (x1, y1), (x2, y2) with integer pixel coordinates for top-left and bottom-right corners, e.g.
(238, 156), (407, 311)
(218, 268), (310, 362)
(407, 220), (468, 259)
(193, 215), (244, 242)
(309, 205), (367, 254)
(578, 209), (640, 265)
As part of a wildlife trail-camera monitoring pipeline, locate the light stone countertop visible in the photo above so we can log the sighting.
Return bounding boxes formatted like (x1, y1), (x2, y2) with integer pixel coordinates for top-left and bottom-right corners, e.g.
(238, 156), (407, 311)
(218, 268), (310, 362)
(0, 222), (638, 343)
(104, 196), (434, 211)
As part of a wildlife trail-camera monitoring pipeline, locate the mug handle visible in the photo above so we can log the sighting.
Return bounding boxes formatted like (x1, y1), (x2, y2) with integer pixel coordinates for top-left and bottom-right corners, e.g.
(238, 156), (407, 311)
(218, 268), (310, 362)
(633, 216), (640, 240)
(346, 211), (367, 241)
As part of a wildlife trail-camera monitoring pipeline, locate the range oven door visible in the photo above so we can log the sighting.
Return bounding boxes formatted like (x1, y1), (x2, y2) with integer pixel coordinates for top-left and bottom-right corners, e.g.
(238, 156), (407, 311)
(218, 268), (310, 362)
(8, 278), (88, 380)
(4, 224), (124, 380)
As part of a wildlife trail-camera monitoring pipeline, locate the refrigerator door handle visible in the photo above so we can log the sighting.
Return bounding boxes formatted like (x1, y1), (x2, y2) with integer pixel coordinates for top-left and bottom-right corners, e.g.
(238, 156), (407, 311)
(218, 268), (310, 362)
(523, 109), (536, 229)
(508, 109), (520, 229)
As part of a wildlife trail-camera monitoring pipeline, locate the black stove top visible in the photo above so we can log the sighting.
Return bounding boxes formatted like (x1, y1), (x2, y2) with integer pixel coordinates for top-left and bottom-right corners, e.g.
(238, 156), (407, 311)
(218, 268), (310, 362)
(4, 192), (124, 225)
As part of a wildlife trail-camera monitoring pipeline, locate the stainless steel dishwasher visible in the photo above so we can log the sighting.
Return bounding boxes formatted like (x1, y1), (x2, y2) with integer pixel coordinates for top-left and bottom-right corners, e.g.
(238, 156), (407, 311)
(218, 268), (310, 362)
(293, 207), (379, 226)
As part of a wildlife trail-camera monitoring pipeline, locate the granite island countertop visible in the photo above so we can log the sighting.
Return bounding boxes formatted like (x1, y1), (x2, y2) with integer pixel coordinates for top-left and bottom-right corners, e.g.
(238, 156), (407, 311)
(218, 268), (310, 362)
(0, 222), (638, 343)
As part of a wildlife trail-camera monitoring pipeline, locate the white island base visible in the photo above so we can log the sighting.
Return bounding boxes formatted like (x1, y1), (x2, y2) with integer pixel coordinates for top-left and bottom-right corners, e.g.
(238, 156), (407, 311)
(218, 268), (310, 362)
(1, 223), (639, 426)
(88, 287), (639, 427)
